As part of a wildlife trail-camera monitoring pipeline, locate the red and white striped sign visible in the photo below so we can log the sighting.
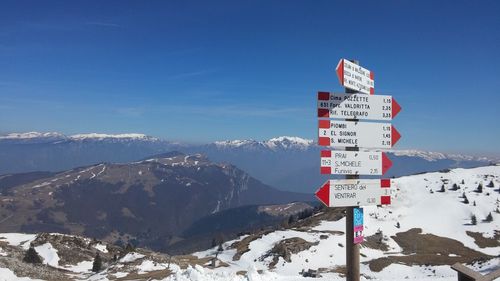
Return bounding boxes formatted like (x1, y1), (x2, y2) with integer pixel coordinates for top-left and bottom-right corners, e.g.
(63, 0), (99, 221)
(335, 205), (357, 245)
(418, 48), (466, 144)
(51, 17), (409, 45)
(336, 59), (374, 94)
(318, 120), (401, 149)
(317, 92), (401, 121)
(315, 179), (391, 207)
(320, 150), (392, 175)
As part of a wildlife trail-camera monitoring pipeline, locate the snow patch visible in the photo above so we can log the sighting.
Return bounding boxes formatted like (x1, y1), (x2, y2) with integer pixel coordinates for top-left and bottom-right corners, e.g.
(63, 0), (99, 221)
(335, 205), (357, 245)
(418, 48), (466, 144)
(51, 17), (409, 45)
(0, 268), (45, 281)
(137, 260), (167, 274)
(94, 243), (108, 253)
(0, 233), (36, 250)
(120, 252), (145, 263)
(62, 260), (93, 273)
(35, 243), (60, 267)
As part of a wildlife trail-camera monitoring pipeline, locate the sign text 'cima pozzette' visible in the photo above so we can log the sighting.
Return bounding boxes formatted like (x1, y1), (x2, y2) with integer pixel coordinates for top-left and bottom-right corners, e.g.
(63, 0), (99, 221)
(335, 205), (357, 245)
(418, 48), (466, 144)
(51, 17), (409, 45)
(318, 120), (401, 149)
(320, 150), (392, 176)
(315, 179), (391, 207)
(317, 92), (401, 121)
(336, 59), (374, 95)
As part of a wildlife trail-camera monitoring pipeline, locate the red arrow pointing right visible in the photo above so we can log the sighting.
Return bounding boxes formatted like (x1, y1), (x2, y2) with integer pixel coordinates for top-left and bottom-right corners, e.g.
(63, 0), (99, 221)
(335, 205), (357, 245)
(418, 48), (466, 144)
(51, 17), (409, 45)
(392, 98), (402, 119)
(382, 153), (393, 175)
(391, 125), (401, 146)
(335, 59), (344, 86)
(315, 181), (330, 207)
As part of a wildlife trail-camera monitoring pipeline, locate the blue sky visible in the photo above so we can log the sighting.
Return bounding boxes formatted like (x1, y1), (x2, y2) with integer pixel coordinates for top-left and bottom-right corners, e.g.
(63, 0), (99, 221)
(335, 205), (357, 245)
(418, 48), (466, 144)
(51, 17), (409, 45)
(0, 1), (499, 155)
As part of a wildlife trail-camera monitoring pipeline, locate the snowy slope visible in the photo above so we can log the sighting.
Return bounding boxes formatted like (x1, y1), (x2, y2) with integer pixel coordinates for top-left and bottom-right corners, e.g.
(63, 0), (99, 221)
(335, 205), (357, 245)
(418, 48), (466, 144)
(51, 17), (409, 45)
(187, 166), (500, 281)
(0, 167), (498, 281)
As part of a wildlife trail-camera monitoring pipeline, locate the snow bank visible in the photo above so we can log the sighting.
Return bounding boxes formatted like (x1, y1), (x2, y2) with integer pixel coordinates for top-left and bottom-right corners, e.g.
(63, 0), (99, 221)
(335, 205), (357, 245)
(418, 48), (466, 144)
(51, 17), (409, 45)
(94, 243), (108, 253)
(137, 260), (167, 274)
(0, 268), (44, 281)
(120, 252), (145, 263)
(35, 243), (60, 267)
(0, 233), (36, 250)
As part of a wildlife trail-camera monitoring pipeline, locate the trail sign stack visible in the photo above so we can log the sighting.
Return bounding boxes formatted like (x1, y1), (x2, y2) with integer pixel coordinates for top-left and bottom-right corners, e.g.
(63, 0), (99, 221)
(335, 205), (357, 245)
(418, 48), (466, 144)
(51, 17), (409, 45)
(314, 59), (402, 281)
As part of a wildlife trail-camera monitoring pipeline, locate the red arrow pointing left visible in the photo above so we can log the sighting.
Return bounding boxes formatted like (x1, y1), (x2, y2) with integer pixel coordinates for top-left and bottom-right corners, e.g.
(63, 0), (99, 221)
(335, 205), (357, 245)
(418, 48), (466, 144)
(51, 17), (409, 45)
(315, 181), (330, 207)
(335, 59), (344, 86)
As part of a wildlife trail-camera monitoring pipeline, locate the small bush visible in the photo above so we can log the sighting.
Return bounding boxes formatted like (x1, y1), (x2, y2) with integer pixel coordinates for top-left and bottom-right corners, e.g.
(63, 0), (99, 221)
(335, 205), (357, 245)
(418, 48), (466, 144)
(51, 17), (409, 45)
(23, 246), (42, 264)
(470, 214), (477, 225)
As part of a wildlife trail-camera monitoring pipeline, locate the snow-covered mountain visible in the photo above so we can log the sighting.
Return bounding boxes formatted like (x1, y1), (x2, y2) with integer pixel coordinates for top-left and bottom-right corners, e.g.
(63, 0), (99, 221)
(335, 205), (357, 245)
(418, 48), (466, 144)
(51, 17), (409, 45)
(1, 166), (499, 280)
(0, 132), (159, 143)
(0, 132), (495, 193)
(213, 136), (314, 151)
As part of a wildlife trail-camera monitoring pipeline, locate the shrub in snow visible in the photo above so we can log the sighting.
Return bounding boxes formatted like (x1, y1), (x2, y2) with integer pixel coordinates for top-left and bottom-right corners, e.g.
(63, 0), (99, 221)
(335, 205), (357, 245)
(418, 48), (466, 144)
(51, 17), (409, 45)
(92, 253), (102, 272)
(484, 212), (493, 222)
(470, 214), (477, 225)
(475, 183), (483, 193)
(124, 243), (135, 253)
(23, 246), (42, 264)
(487, 180), (494, 188)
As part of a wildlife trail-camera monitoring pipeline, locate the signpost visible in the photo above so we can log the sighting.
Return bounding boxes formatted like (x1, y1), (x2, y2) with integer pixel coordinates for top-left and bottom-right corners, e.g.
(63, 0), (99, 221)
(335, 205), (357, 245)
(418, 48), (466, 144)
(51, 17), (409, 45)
(315, 179), (391, 207)
(315, 59), (401, 281)
(318, 120), (401, 149)
(336, 59), (374, 94)
(317, 92), (401, 120)
(320, 150), (392, 175)
(353, 208), (364, 244)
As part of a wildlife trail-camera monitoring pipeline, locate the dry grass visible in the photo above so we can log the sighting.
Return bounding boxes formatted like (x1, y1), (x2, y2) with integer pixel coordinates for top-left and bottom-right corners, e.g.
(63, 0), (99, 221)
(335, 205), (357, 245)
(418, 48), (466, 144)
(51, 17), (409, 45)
(363, 232), (389, 252)
(466, 230), (500, 248)
(367, 228), (492, 272)
(230, 230), (273, 261)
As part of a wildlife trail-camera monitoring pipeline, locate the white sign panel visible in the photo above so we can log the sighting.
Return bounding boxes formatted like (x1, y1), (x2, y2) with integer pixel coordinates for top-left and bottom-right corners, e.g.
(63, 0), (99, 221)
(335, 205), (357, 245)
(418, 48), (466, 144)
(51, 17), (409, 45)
(336, 59), (374, 94)
(315, 179), (391, 207)
(318, 120), (400, 149)
(317, 92), (401, 121)
(320, 150), (391, 175)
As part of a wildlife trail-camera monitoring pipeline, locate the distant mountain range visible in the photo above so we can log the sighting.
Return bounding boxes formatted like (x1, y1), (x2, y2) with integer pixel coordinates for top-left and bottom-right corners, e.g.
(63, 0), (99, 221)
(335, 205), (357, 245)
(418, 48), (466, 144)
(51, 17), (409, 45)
(0, 132), (495, 193)
(0, 151), (311, 252)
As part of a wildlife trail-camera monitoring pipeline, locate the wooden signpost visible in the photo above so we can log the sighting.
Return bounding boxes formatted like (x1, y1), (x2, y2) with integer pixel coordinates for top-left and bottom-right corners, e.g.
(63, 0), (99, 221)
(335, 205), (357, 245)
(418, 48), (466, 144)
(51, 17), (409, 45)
(315, 59), (402, 281)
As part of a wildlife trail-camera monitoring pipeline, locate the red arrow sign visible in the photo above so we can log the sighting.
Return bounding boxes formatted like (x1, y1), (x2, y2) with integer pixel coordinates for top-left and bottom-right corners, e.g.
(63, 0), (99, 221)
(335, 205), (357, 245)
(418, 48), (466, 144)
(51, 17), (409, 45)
(392, 98), (402, 119)
(315, 179), (391, 207)
(317, 92), (401, 120)
(320, 150), (393, 176)
(336, 59), (374, 95)
(382, 152), (393, 175)
(318, 120), (401, 149)
(391, 126), (401, 147)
